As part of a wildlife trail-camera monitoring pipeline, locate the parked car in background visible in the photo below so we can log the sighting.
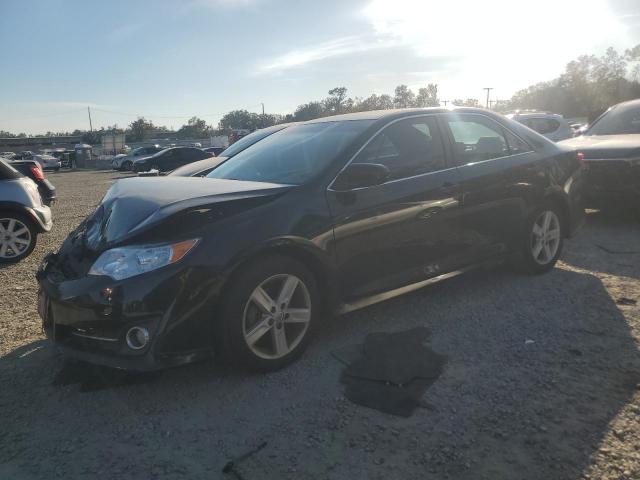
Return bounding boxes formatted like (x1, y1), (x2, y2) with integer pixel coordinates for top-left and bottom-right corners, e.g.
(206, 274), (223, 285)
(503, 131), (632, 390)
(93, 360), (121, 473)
(33, 154), (61, 171)
(132, 146), (213, 173)
(0, 159), (52, 262)
(506, 111), (573, 141)
(171, 124), (294, 177)
(8, 160), (56, 205)
(203, 146), (226, 156)
(112, 145), (165, 171)
(570, 123), (586, 136)
(37, 108), (585, 372)
(18, 151), (35, 160)
(558, 98), (640, 210)
(1, 152), (17, 160)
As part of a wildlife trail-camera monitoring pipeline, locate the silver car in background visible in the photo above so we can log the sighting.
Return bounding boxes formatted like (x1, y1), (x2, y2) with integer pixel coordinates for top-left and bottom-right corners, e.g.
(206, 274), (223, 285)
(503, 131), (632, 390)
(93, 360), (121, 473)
(0, 159), (52, 262)
(33, 154), (61, 171)
(506, 112), (573, 142)
(112, 145), (165, 171)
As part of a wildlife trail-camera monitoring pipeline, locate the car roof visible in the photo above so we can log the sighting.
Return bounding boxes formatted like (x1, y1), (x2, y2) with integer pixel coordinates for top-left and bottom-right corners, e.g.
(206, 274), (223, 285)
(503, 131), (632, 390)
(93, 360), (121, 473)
(301, 107), (495, 124)
(507, 112), (564, 119)
(611, 98), (640, 109)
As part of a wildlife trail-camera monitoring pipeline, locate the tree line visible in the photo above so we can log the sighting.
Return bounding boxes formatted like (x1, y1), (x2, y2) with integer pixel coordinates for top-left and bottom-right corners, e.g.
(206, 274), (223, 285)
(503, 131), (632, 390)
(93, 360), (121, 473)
(500, 45), (640, 119)
(3, 44), (639, 142)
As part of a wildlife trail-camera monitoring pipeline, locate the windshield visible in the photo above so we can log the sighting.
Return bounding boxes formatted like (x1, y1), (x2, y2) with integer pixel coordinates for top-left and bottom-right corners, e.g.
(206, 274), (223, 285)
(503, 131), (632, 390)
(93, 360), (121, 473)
(207, 120), (374, 185)
(587, 103), (640, 135)
(219, 125), (288, 158)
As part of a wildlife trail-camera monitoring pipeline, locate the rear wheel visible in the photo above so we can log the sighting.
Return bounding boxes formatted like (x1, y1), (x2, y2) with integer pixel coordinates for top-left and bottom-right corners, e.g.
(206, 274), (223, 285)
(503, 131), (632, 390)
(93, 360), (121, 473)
(518, 204), (564, 274)
(0, 213), (37, 263)
(215, 255), (319, 372)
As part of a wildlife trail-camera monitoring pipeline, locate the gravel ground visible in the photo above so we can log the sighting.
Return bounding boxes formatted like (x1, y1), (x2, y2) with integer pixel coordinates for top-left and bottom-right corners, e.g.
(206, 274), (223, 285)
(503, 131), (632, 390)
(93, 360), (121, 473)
(1, 170), (639, 480)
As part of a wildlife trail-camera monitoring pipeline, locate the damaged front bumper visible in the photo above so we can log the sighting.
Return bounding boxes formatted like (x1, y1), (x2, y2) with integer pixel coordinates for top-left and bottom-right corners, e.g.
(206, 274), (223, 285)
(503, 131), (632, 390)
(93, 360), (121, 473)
(36, 252), (218, 371)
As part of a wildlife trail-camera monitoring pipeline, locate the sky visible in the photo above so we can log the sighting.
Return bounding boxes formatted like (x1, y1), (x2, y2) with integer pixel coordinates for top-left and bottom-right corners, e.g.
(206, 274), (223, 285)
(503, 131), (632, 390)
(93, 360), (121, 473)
(1, 0), (640, 134)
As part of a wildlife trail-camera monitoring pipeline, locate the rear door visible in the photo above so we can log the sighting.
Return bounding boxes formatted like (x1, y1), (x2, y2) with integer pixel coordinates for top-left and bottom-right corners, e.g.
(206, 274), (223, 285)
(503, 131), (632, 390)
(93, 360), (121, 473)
(440, 113), (544, 259)
(327, 115), (466, 300)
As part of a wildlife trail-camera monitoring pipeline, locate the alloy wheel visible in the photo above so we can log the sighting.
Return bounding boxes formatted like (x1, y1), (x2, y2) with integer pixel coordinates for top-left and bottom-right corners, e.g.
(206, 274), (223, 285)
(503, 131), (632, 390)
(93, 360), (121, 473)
(530, 210), (561, 265)
(0, 218), (32, 259)
(242, 274), (312, 360)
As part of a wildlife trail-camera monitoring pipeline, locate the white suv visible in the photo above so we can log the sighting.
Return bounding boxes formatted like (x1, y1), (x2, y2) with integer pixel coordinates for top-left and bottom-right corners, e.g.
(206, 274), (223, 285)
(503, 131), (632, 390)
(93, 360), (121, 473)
(0, 160), (52, 262)
(506, 112), (573, 142)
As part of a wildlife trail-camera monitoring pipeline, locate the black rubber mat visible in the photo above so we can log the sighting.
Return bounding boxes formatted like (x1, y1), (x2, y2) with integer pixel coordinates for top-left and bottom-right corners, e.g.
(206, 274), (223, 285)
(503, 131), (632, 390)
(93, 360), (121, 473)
(338, 327), (446, 417)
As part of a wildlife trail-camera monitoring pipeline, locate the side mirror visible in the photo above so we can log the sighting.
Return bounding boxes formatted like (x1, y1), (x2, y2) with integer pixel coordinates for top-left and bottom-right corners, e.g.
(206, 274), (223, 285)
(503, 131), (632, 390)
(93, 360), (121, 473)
(333, 163), (390, 190)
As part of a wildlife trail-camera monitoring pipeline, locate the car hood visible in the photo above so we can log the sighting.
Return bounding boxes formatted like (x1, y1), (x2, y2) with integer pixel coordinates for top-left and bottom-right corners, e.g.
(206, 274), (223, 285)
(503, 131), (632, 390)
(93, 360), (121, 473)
(558, 134), (640, 159)
(83, 176), (293, 248)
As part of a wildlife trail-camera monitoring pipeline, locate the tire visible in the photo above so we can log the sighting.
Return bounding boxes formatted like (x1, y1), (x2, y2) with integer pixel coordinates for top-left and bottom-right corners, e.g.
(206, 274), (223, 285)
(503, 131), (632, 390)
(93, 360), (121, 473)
(0, 213), (38, 263)
(122, 160), (132, 171)
(517, 203), (564, 274)
(215, 255), (320, 372)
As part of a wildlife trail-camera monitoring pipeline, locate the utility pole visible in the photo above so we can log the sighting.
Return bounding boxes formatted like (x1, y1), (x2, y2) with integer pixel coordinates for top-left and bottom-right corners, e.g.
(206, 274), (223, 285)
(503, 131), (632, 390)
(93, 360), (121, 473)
(261, 102), (265, 128)
(442, 100), (448, 107)
(483, 87), (493, 109)
(87, 106), (93, 132)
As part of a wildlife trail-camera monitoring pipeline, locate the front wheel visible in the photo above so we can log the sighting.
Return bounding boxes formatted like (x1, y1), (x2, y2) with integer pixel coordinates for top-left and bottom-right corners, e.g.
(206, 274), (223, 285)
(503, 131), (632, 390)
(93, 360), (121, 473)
(216, 255), (319, 372)
(0, 213), (38, 263)
(518, 204), (564, 274)
(122, 160), (132, 171)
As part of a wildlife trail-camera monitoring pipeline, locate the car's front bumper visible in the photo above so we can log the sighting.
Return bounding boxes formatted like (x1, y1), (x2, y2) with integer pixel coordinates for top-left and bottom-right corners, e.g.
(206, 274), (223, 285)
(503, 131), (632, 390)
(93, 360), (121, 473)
(36, 253), (221, 371)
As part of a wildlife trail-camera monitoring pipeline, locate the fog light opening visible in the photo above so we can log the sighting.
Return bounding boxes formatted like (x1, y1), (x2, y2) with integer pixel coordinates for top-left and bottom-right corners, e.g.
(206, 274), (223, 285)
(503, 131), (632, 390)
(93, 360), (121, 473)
(126, 327), (150, 350)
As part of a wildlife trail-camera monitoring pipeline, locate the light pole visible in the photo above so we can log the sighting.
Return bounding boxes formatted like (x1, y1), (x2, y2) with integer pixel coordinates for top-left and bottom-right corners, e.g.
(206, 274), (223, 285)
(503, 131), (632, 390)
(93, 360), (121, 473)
(483, 87), (493, 109)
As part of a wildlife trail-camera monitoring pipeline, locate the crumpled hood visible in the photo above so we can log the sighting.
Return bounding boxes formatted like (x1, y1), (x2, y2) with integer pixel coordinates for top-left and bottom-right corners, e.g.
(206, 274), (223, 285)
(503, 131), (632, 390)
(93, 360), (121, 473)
(84, 176), (292, 248)
(558, 134), (640, 159)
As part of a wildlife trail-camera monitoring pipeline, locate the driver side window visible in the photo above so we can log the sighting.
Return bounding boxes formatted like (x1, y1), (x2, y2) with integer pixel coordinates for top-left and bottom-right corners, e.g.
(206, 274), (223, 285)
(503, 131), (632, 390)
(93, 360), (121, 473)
(352, 116), (446, 181)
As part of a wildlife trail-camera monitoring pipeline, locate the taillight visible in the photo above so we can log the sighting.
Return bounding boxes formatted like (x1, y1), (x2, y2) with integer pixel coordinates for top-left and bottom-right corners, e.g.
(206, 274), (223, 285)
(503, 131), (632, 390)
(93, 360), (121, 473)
(30, 165), (45, 181)
(577, 152), (587, 170)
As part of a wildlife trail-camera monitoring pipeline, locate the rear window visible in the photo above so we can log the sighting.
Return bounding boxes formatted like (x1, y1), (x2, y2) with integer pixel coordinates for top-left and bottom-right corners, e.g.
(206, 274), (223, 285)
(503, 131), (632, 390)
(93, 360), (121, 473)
(0, 159), (22, 180)
(587, 103), (640, 135)
(521, 118), (560, 134)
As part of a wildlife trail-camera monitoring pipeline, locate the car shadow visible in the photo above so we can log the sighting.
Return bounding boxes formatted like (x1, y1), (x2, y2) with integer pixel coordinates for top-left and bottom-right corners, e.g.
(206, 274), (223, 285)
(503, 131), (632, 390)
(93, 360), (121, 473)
(562, 209), (640, 280)
(1, 264), (638, 479)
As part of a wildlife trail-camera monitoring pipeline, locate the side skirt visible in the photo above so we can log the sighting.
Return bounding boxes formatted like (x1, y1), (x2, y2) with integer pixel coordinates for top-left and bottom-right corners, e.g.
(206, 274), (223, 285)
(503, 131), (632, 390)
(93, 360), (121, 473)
(335, 259), (502, 315)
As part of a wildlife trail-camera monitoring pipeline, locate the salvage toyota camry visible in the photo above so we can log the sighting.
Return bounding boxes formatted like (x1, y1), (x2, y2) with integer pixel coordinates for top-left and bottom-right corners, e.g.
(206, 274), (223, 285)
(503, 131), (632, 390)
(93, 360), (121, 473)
(37, 108), (585, 372)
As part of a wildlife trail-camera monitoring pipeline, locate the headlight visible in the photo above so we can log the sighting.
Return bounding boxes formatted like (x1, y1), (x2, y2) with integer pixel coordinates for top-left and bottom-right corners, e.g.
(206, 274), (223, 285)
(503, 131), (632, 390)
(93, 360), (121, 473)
(88, 239), (199, 280)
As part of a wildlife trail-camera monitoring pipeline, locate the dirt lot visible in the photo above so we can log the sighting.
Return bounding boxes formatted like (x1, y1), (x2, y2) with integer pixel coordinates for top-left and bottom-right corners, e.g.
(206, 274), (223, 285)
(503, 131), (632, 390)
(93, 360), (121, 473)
(1, 170), (639, 480)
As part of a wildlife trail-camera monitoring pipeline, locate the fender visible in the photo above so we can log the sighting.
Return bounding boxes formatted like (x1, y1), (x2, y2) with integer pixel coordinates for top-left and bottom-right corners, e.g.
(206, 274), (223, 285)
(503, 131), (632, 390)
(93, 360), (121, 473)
(0, 201), (50, 232)
(221, 235), (340, 311)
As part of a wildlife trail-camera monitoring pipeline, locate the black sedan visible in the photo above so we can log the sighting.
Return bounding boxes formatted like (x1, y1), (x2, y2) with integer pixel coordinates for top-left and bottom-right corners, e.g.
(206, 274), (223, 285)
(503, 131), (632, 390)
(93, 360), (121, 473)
(170, 123), (294, 177)
(559, 98), (640, 209)
(132, 147), (213, 173)
(37, 108), (585, 372)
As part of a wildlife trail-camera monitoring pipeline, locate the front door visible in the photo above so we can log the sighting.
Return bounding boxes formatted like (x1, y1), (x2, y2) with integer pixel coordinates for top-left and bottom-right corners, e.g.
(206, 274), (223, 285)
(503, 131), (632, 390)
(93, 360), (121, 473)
(327, 115), (465, 300)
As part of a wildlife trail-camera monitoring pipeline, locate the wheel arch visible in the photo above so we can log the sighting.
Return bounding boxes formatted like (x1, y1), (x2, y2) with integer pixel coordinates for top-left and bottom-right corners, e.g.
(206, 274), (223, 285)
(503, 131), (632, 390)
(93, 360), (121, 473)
(221, 237), (337, 315)
(0, 202), (42, 232)
(543, 191), (571, 238)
